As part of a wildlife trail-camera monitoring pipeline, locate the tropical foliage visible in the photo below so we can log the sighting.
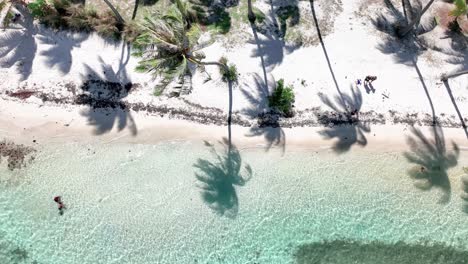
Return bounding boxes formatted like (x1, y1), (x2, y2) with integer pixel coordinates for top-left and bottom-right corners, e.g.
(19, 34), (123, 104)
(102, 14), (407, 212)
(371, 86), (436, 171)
(268, 79), (295, 117)
(132, 1), (225, 94)
(27, 0), (122, 39)
(451, 0), (467, 17)
(450, 0), (468, 34)
(218, 57), (238, 83)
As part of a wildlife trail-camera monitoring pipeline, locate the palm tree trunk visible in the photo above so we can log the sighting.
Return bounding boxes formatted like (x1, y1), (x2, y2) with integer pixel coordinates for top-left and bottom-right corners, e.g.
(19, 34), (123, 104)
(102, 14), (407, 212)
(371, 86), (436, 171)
(132, 0), (139, 20)
(247, 0), (256, 24)
(398, 0), (435, 37)
(102, 0), (125, 24)
(188, 57), (232, 132)
(193, 60), (229, 72)
(227, 79), (233, 149)
(441, 69), (468, 81)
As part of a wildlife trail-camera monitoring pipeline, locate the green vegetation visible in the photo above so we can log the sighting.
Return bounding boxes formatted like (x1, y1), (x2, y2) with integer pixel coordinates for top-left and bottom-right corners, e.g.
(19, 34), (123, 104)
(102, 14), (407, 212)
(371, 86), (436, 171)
(4, 11), (13, 28)
(133, 2), (234, 95)
(207, 6), (231, 34)
(451, 0), (467, 17)
(268, 79), (295, 117)
(27, 0), (122, 39)
(0, 1), (6, 12)
(276, 5), (300, 38)
(253, 7), (265, 24)
(448, 0), (467, 33)
(218, 57), (238, 83)
(28, 0), (50, 18)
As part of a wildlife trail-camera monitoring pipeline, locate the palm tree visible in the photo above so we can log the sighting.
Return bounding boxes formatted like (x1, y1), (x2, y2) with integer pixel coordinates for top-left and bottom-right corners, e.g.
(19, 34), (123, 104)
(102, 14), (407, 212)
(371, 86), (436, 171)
(441, 69), (468, 81)
(247, 0), (256, 23)
(133, 3), (229, 94)
(132, 0), (139, 20)
(170, 0), (199, 28)
(397, 0), (436, 37)
(101, 0), (125, 24)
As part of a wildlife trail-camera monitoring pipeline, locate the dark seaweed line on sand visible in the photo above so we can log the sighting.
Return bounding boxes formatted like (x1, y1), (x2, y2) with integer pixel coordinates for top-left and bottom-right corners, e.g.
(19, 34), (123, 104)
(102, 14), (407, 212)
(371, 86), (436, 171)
(4, 91), (468, 129)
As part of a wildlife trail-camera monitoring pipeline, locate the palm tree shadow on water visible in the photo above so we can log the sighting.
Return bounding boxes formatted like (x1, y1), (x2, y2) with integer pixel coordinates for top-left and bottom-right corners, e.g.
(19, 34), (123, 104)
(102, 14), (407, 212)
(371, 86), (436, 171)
(194, 138), (253, 218)
(463, 168), (468, 213)
(77, 48), (137, 136)
(404, 125), (459, 204)
(241, 73), (286, 154)
(317, 85), (371, 153)
(293, 239), (468, 264)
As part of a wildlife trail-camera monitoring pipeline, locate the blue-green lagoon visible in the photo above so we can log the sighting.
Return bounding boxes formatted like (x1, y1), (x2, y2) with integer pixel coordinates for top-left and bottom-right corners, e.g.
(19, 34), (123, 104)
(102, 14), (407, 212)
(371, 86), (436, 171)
(1, 139), (467, 263)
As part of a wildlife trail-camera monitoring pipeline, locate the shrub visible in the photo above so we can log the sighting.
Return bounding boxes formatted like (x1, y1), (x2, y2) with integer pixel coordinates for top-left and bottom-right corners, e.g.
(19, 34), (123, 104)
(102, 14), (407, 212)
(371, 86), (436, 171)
(4, 11), (13, 27)
(268, 79), (295, 117)
(28, 0), (51, 18)
(123, 20), (143, 42)
(253, 7), (266, 24)
(218, 57), (238, 83)
(27, 0), (122, 39)
(65, 4), (97, 31)
(0, 1), (6, 13)
(93, 10), (121, 39)
(209, 6), (231, 34)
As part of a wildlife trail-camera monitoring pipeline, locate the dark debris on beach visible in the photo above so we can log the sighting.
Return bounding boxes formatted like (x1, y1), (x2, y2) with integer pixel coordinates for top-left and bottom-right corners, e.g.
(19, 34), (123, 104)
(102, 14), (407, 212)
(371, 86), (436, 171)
(3, 80), (468, 131)
(0, 140), (36, 170)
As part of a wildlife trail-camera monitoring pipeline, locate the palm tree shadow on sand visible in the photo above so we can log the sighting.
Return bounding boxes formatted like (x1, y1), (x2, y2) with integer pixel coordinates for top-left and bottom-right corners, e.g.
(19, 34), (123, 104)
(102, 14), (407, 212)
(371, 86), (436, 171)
(404, 126), (459, 204)
(0, 4), (37, 81)
(194, 138), (252, 218)
(317, 85), (371, 153)
(77, 52), (137, 136)
(36, 30), (89, 75)
(248, 0), (299, 73)
(241, 73), (286, 154)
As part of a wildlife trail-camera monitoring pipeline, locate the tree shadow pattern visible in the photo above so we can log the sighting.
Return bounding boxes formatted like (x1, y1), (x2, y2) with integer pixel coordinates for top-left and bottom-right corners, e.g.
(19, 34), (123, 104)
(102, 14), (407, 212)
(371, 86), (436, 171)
(248, 27), (298, 71)
(77, 53), (137, 136)
(462, 169), (468, 214)
(36, 30), (89, 74)
(404, 126), (459, 204)
(187, 0), (238, 34)
(294, 239), (468, 264)
(317, 85), (370, 154)
(194, 138), (252, 218)
(0, 4), (37, 80)
(370, 0), (429, 65)
(241, 73), (286, 154)
(308, 0), (342, 95)
(268, 0), (300, 39)
(371, 0), (467, 68)
(249, 0), (299, 71)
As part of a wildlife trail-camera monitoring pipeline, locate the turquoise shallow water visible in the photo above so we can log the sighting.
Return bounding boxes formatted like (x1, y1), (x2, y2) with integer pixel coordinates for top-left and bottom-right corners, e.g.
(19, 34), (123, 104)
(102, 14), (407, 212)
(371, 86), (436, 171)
(0, 139), (467, 263)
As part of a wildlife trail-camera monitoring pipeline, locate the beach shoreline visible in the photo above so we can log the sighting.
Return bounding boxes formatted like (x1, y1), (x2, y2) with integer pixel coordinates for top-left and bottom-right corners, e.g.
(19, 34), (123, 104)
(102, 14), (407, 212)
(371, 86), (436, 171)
(1, 98), (467, 153)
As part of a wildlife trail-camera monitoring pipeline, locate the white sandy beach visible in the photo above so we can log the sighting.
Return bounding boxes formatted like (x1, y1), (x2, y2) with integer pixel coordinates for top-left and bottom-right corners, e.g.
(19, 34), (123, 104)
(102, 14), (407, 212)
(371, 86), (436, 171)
(2, 2), (468, 263)
(0, 0), (467, 150)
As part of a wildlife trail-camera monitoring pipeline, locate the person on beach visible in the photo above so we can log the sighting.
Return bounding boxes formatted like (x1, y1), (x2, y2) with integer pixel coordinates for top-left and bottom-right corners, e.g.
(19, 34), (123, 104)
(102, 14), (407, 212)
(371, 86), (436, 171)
(53, 196), (66, 215)
(53, 196), (61, 204)
(364, 75), (377, 84)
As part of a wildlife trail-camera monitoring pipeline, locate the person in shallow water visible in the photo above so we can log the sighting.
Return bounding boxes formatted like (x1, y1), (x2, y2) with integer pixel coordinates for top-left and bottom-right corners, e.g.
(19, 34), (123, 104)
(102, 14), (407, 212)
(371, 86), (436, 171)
(53, 196), (66, 215)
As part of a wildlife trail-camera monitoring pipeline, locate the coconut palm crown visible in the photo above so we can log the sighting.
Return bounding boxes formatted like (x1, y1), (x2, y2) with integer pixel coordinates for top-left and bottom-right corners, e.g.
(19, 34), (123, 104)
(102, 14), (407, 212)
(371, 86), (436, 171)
(132, 2), (212, 94)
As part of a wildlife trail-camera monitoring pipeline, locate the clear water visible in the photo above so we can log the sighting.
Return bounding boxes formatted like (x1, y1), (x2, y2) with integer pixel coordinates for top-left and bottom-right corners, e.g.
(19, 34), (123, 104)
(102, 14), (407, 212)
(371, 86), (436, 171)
(0, 140), (467, 264)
